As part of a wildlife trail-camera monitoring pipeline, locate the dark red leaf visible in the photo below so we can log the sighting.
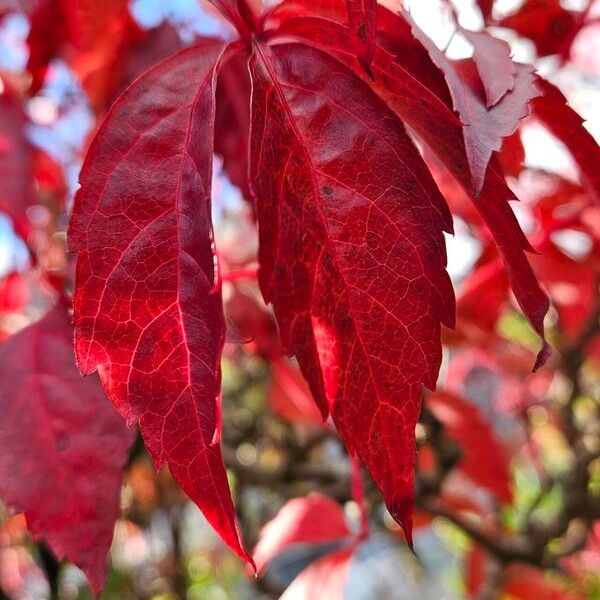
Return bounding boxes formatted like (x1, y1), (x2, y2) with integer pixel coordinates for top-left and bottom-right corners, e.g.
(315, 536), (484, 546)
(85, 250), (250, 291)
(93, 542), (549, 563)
(427, 390), (513, 504)
(498, 131), (526, 178)
(253, 493), (350, 572)
(26, 0), (71, 93)
(280, 547), (353, 600)
(499, 0), (581, 59)
(269, 359), (324, 426)
(457, 257), (509, 332)
(215, 51), (253, 198)
(249, 40), (455, 543)
(475, 0), (494, 22)
(225, 286), (283, 359)
(532, 240), (598, 340)
(0, 271), (30, 313)
(205, 0), (260, 33)
(345, 0), (377, 74)
(68, 42), (251, 565)
(502, 563), (585, 600)
(116, 23), (183, 106)
(0, 82), (32, 238)
(0, 306), (133, 592)
(27, 0), (140, 112)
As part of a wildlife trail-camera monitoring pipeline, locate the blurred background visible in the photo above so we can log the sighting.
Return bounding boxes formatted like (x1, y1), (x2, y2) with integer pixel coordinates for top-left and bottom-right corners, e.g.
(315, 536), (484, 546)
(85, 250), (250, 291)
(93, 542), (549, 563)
(0, 0), (599, 598)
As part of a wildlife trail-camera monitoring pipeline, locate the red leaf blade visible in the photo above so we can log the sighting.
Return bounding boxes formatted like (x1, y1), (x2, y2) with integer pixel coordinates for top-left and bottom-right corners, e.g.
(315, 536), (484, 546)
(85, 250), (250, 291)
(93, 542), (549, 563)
(68, 42), (251, 565)
(427, 390), (512, 504)
(249, 40), (455, 543)
(281, 547), (353, 600)
(0, 306), (133, 592)
(253, 493), (350, 572)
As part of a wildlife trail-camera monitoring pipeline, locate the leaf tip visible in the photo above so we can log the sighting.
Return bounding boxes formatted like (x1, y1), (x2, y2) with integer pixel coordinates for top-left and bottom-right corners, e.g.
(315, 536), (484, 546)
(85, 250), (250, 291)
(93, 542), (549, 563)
(533, 341), (551, 372)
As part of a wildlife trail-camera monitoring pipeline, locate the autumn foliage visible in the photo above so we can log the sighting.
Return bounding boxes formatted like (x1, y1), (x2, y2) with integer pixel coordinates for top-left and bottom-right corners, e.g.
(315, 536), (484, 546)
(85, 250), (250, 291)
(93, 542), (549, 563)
(0, 0), (599, 598)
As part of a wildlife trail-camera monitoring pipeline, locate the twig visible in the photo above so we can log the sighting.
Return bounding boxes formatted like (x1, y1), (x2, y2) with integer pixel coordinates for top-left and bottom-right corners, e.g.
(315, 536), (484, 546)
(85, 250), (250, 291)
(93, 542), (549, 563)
(349, 455), (369, 541)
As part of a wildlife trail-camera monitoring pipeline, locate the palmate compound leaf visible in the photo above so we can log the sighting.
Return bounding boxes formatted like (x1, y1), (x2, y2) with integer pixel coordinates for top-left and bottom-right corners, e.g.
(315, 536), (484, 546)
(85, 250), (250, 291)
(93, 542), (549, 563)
(68, 40), (251, 565)
(0, 305), (134, 592)
(248, 40), (455, 543)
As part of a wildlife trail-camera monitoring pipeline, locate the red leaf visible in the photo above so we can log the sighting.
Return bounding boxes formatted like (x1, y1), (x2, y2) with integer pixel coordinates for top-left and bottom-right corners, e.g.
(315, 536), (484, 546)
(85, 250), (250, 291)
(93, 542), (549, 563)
(427, 390), (513, 504)
(457, 257), (509, 332)
(270, 359), (324, 426)
(0, 272), (30, 313)
(0, 306), (133, 592)
(499, 130), (526, 178)
(225, 287), (283, 360)
(461, 28), (516, 108)
(531, 79), (600, 206)
(499, 0), (581, 59)
(26, 0), (140, 112)
(26, 0), (71, 93)
(68, 42), (251, 565)
(205, 0), (260, 34)
(249, 40), (455, 543)
(532, 240), (598, 340)
(253, 493), (350, 572)
(345, 0), (377, 74)
(280, 547), (353, 600)
(503, 563), (585, 600)
(0, 82), (32, 238)
(467, 549), (585, 599)
(476, 0), (494, 21)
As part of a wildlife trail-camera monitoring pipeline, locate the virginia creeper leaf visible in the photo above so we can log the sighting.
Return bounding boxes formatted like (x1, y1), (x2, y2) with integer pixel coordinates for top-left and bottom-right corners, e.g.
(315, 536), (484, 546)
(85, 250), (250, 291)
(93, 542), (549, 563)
(253, 493), (350, 572)
(249, 40), (455, 543)
(475, 0), (494, 22)
(280, 547), (353, 600)
(0, 305), (133, 592)
(345, 0), (377, 74)
(0, 82), (32, 238)
(531, 79), (600, 205)
(427, 390), (512, 504)
(269, 359), (324, 426)
(457, 257), (509, 332)
(215, 51), (252, 199)
(499, 0), (582, 59)
(68, 41), (251, 564)
(27, 0), (138, 111)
